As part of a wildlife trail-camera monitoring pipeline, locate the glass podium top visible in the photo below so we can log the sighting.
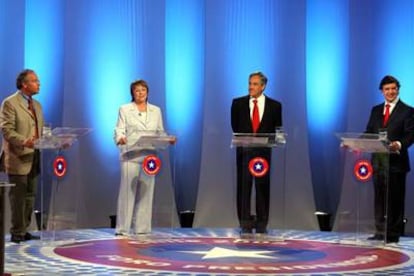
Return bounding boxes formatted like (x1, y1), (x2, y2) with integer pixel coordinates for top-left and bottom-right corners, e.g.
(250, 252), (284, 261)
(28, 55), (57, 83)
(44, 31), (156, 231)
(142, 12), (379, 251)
(0, 182), (15, 187)
(119, 131), (176, 151)
(35, 127), (92, 149)
(231, 131), (287, 148)
(336, 132), (390, 153)
(52, 127), (92, 137)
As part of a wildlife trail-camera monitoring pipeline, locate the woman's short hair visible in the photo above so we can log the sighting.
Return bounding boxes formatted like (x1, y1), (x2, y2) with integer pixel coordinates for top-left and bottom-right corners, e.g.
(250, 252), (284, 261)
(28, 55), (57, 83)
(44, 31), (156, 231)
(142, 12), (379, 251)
(130, 79), (149, 101)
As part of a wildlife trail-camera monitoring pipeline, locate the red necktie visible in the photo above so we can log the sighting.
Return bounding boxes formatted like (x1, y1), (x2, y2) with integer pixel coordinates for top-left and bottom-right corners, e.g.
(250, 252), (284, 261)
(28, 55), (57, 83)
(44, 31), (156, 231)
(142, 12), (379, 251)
(28, 97), (39, 139)
(252, 99), (260, 133)
(383, 103), (390, 127)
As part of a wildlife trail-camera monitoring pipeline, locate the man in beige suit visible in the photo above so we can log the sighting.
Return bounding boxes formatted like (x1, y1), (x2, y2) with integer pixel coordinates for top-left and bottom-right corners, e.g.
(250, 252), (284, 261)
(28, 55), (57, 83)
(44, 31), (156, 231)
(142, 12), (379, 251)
(0, 69), (44, 243)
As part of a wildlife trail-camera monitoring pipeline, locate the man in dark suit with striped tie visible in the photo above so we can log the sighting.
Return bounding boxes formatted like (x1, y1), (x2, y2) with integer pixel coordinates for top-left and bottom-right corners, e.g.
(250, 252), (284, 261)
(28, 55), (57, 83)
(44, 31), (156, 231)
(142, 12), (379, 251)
(231, 71), (282, 237)
(365, 75), (414, 243)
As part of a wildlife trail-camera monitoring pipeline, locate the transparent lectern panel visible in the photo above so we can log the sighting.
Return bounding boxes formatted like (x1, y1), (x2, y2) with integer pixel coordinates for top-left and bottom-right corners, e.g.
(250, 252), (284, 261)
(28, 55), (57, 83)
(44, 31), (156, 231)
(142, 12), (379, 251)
(116, 127), (178, 240)
(38, 142), (83, 244)
(0, 179), (15, 274)
(334, 133), (390, 246)
(35, 127), (92, 244)
(231, 131), (287, 240)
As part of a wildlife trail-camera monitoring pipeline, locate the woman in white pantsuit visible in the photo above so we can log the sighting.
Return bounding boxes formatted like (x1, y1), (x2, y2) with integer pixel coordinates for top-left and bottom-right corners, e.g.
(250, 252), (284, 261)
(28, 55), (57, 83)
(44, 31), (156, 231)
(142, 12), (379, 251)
(114, 79), (164, 235)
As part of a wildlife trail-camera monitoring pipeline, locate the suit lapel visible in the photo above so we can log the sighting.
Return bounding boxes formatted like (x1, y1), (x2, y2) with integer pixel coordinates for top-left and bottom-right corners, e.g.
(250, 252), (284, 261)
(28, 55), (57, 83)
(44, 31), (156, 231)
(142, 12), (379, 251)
(259, 97), (270, 131)
(386, 100), (401, 127)
(17, 93), (35, 119)
(33, 100), (42, 119)
(245, 97), (253, 132)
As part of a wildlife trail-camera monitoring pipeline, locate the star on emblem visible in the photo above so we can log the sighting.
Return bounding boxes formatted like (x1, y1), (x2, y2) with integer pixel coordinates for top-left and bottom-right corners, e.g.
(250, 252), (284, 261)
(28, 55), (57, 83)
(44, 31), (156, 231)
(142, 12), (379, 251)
(254, 163), (263, 171)
(180, 246), (277, 259)
(360, 166), (367, 174)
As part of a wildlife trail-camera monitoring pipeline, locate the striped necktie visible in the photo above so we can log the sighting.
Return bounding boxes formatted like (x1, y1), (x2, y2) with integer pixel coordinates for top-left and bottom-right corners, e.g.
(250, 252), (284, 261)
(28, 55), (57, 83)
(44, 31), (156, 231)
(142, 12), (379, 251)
(28, 97), (39, 139)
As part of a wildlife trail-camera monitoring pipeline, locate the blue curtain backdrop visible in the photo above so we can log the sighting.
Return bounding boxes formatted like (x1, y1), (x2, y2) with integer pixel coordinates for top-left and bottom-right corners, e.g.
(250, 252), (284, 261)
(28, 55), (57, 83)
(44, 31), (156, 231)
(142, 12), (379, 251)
(306, 0), (349, 215)
(1, 0), (414, 233)
(165, 0), (204, 212)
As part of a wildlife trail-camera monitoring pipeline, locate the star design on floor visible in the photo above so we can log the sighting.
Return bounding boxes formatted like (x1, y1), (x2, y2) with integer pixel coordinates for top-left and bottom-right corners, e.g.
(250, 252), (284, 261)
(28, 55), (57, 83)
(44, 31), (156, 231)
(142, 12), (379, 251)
(180, 246), (277, 259)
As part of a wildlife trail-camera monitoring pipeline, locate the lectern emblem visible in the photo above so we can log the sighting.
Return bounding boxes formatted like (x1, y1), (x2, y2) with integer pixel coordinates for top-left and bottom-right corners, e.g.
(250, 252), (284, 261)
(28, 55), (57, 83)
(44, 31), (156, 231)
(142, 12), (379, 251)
(248, 157), (269, 177)
(53, 156), (67, 178)
(143, 154), (161, 175)
(354, 159), (373, 182)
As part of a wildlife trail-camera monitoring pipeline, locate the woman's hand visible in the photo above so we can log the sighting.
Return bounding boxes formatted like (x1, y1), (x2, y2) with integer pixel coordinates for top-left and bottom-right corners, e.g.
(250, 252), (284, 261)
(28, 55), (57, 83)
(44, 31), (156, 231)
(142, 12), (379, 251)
(117, 137), (127, 145)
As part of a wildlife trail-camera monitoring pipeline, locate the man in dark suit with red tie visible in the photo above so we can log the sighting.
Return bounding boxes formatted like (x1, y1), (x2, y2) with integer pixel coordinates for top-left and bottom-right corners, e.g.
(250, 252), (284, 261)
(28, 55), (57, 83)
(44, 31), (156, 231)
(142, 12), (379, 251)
(365, 75), (414, 243)
(231, 71), (282, 237)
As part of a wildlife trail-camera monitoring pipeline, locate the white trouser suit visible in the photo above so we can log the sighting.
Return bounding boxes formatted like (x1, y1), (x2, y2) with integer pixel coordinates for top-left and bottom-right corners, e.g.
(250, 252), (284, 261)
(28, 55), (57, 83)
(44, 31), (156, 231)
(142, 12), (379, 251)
(116, 155), (155, 234)
(114, 102), (164, 235)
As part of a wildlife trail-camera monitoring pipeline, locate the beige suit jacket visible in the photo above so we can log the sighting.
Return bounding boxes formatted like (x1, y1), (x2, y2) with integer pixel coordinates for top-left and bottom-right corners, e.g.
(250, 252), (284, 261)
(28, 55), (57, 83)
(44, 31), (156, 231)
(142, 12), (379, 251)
(0, 91), (44, 175)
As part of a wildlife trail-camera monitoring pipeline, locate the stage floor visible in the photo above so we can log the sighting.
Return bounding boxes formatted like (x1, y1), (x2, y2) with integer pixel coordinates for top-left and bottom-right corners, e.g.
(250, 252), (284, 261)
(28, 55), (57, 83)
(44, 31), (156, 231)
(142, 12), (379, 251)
(4, 228), (414, 275)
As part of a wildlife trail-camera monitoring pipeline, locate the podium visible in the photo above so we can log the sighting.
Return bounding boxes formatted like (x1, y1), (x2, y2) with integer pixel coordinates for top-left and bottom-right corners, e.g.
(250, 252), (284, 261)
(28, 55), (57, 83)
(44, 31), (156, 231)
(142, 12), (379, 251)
(117, 129), (179, 238)
(34, 127), (91, 242)
(231, 129), (287, 240)
(0, 178), (14, 275)
(334, 132), (391, 245)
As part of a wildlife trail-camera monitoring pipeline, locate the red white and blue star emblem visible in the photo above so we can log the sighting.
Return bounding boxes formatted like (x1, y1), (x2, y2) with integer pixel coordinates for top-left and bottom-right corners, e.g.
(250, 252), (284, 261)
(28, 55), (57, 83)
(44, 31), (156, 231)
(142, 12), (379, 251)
(53, 237), (411, 274)
(354, 159), (373, 182)
(248, 157), (269, 177)
(53, 156), (67, 178)
(142, 154), (161, 175)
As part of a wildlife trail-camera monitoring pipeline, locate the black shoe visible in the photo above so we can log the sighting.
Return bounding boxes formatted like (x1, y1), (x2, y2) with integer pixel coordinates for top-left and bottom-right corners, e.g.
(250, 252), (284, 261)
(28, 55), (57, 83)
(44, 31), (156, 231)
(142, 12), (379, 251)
(24, 232), (40, 240)
(240, 228), (253, 238)
(385, 236), (399, 243)
(10, 234), (25, 244)
(256, 229), (268, 234)
(240, 228), (252, 234)
(367, 234), (384, 241)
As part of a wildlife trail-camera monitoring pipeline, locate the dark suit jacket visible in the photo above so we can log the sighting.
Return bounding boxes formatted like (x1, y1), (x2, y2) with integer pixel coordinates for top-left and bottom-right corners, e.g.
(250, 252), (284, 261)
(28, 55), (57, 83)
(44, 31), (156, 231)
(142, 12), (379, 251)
(365, 99), (414, 173)
(231, 95), (282, 160)
(231, 95), (282, 134)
